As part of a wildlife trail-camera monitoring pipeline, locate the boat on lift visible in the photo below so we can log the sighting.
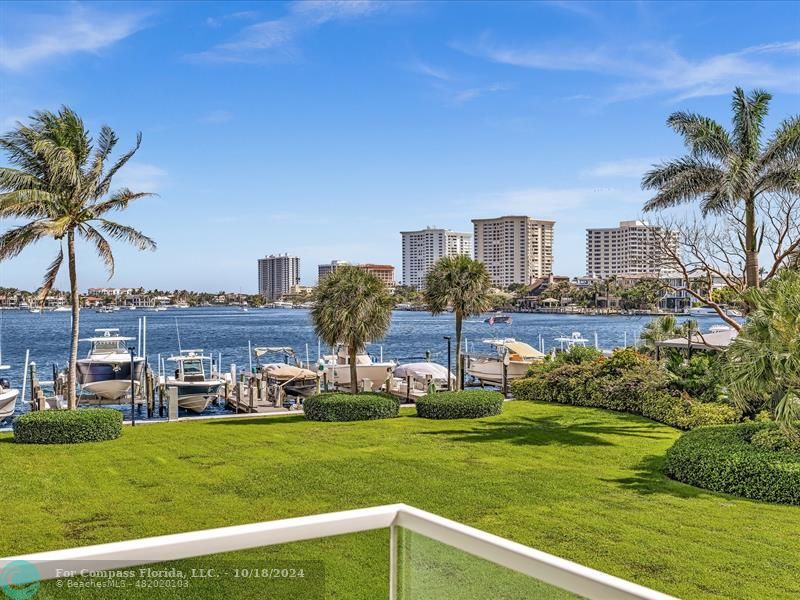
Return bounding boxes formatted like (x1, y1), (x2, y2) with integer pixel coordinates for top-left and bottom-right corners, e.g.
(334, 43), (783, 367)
(253, 347), (320, 398)
(76, 328), (145, 401)
(553, 331), (590, 350)
(0, 366), (18, 420)
(165, 350), (224, 413)
(465, 339), (545, 385)
(322, 345), (396, 391)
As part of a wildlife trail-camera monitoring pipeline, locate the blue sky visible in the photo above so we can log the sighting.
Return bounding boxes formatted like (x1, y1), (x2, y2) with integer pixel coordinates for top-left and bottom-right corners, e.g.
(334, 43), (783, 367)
(1, 0), (798, 292)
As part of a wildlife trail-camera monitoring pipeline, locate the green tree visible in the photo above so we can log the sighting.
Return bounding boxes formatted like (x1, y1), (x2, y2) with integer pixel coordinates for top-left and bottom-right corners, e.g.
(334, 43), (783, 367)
(640, 315), (681, 354)
(424, 256), (492, 389)
(724, 269), (800, 428)
(642, 88), (799, 289)
(0, 107), (156, 409)
(311, 266), (393, 392)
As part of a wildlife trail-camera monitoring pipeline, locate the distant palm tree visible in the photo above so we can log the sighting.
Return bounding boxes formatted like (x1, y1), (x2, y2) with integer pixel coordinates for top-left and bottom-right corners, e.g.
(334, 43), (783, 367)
(642, 87), (799, 289)
(724, 269), (800, 428)
(0, 107), (156, 409)
(640, 314), (680, 353)
(424, 256), (492, 389)
(311, 266), (393, 392)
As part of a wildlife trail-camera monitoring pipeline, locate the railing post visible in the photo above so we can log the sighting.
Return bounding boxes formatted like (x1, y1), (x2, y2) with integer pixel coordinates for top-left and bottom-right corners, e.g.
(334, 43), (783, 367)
(389, 524), (398, 600)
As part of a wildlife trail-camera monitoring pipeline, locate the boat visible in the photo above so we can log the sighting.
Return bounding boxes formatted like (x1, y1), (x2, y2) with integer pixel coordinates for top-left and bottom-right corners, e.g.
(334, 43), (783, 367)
(165, 350), (224, 413)
(29, 308), (41, 314)
(322, 345), (396, 391)
(0, 366), (19, 420)
(689, 305), (743, 318)
(95, 306), (113, 314)
(392, 362), (454, 396)
(53, 306), (71, 312)
(465, 339), (545, 385)
(253, 347), (319, 398)
(553, 331), (590, 350)
(272, 301), (293, 309)
(76, 328), (145, 401)
(484, 312), (512, 325)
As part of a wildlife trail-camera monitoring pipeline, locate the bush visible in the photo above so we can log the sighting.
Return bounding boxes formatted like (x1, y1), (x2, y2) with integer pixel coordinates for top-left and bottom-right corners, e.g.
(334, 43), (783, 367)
(416, 390), (504, 419)
(750, 425), (800, 454)
(303, 393), (399, 422)
(664, 423), (800, 505)
(14, 409), (122, 444)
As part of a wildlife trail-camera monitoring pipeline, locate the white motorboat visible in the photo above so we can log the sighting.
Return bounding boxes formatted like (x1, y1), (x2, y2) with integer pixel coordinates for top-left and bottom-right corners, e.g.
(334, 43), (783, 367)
(393, 362), (455, 395)
(553, 331), (590, 350)
(322, 345), (396, 391)
(53, 306), (71, 312)
(29, 308), (41, 314)
(689, 305), (742, 318)
(76, 328), (145, 401)
(165, 350), (224, 413)
(465, 339), (545, 385)
(0, 366), (19, 420)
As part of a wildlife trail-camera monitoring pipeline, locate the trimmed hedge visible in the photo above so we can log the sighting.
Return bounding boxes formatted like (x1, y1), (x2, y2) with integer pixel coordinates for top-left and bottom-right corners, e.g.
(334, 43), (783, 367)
(664, 423), (800, 505)
(14, 409), (122, 444)
(303, 393), (399, 422)
(416, 390), (503, 420)
(511, 352), (741, 430)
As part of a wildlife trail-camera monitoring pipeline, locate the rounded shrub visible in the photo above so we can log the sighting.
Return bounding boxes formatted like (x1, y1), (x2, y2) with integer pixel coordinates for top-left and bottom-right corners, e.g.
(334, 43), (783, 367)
(14, 409), (122, 444)
(303, 393), (399, 422)
(416, 390), (503, 420)
(664, 423), (800, 505)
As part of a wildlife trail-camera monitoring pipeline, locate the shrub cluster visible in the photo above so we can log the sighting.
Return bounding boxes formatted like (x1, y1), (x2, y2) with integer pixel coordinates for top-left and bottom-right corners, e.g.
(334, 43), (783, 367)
(750, 425), (800, 454)
(14, 409), (122, 444)
(664, 423), (800, 505)
(303, 393), (399, 422)
(511, 348), (741, 430)
(416, 390), (504, 420)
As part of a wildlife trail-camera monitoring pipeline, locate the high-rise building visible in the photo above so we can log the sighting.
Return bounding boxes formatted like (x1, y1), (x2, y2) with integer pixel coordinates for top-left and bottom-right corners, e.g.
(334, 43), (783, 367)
(258, 254), (300, 300)
(401, 227), (473, 289)
(318, 260), (349, 284)
(358, 264), (395, 287)
(585, 220), (678, 278)
(472, 216), (554, 287)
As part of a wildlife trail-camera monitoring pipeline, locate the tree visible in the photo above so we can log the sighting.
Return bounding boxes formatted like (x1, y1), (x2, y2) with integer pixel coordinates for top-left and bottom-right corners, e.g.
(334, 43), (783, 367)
(642, 88), (799, 289)
(724, 269), (800, 429)
(311, 266), (393, 392)
(424, 256), (492, 389)
(640, 315), (681, 353)
(0, 107), (156, 409)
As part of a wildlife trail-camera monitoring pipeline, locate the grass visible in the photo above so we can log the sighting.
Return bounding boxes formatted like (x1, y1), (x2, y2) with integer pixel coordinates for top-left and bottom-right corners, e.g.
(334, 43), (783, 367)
(1, 401), (798, 599)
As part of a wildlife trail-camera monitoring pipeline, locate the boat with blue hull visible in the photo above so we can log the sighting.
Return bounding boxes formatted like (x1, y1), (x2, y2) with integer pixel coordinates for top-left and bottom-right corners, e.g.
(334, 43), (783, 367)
(76, 328), (145, 401)
(165, 350), (224, 413)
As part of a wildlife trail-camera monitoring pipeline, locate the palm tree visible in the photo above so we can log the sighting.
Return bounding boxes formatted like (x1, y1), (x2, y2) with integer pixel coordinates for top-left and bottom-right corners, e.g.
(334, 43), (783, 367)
(642, 88), (799, 289)
(0, 107), (156, 409)
(640, 314), (680, 354)
(424, 256), (492, 389)
(724, 269), (800, 428)
(311, 266), (393, 392)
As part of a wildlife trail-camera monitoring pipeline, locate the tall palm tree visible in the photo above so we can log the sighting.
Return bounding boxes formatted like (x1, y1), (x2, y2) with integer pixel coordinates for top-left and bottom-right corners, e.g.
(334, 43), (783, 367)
(724, 268), (800, 428)
(424, 256), (492, 389)
(0, 107), (156, 409)
(311, 266), (393, 392)
(642, 88), (799, 289)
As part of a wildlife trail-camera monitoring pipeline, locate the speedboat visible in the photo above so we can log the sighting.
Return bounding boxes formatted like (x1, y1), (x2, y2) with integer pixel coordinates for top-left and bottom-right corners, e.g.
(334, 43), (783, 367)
(53, 306), (71, 312)
(0, 366), (19, 420)
(465, 339), (545, 385)
(322, 345), (396, 391)
(484, 312), (512, 324)
(165, 350), (224, 413)
(76, 329), (145, 401)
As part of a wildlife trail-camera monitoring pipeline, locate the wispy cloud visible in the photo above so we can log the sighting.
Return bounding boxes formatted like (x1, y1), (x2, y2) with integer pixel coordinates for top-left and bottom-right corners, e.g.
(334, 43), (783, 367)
(457, 35), (800, 102)
(581, 157), (657, 178)
(0, 4), (148, 71)
(190, 1), (386, 63)
(541, 1), (600, 21)
(199, 110), (233, 124)
(205, 11), (260, 28)
(115, 163), (167, 193)
(409, 59), (510, 104)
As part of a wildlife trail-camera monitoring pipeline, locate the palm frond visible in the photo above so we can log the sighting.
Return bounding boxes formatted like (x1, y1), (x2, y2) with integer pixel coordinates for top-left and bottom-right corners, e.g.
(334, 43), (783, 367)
(92, 189), (156, 215)
(667, 111), (732, 160)
(38, 247), (64, 304)
(85, 125), (118, 191)
(97, 219), (156, 251)
(0, 221), (51, 260)
(731, 87), (772, 161)
(79, 224), (115, 278)
(95, 132), (142, 198)
(760, 115), (800, 167)
(642, 158), (725, 212)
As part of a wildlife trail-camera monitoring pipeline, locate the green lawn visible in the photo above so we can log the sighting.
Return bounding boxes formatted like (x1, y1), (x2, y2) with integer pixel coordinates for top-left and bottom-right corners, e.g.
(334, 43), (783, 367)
(1, 402), (798, 599)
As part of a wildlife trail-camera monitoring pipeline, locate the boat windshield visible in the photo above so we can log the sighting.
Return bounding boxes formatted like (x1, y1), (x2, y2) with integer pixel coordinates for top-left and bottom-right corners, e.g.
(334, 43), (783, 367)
(91, 340), (124, 355)
(182, 359), (204, 377)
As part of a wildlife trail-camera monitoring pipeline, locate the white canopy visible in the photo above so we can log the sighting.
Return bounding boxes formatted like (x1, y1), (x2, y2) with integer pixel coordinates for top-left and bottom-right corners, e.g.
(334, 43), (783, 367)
(394, 362), (453, 381)
(656, 328), (738, 351)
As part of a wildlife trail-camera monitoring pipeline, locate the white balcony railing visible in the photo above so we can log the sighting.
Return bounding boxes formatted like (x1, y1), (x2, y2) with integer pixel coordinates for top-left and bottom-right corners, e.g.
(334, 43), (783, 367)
(1, 504), (676, 599)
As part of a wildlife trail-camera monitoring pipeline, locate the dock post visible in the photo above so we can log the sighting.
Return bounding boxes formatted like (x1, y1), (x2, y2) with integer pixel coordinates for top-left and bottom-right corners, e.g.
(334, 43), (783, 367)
(460, 355), (466, 391)
(158, 384), (164, 418)
(249, 377), (254, 412)
(167, 386), (178, 421)
(29, 362), (37, 411)
(406, 375), (411, 404)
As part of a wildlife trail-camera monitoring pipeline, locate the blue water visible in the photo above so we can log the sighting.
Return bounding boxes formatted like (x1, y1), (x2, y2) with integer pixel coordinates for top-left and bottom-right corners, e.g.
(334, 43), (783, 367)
(0, 307), (726, 422)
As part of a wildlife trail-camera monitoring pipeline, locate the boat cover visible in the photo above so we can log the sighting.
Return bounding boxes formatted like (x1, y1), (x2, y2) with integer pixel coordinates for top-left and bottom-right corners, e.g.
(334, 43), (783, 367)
(394, 362), (453, 380)
(261, 363), (318, 380)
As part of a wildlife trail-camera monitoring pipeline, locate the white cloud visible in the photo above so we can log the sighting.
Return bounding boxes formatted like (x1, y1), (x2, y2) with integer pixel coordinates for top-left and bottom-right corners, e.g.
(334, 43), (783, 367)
(409, 58), (510, 104)
(408, 59), (453, 82)
(0, 5), (148, 71)
(457, 36), (800, 102)
(199, 110), (233, 124)
(581, 158), (657, 179)
(190, 0), (386, 63)
(115, 163), (167, 193)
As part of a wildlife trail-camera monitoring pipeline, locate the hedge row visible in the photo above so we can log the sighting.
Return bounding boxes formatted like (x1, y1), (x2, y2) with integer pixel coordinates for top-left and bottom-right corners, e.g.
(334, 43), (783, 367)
(416, 390), (503, 420)
(664, 423), (800, 505)
(511, 353), (740, 430)
(14, 409), (122, 444)
(303, 393), (399, 422)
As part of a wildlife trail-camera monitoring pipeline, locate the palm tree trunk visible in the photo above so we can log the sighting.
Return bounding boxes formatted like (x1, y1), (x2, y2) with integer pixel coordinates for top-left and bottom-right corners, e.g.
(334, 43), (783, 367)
(744, 196), (760, 289)
(454, 310), (463, 391)
(67, 229), (79, 410)
(349, 345), (359, 394)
